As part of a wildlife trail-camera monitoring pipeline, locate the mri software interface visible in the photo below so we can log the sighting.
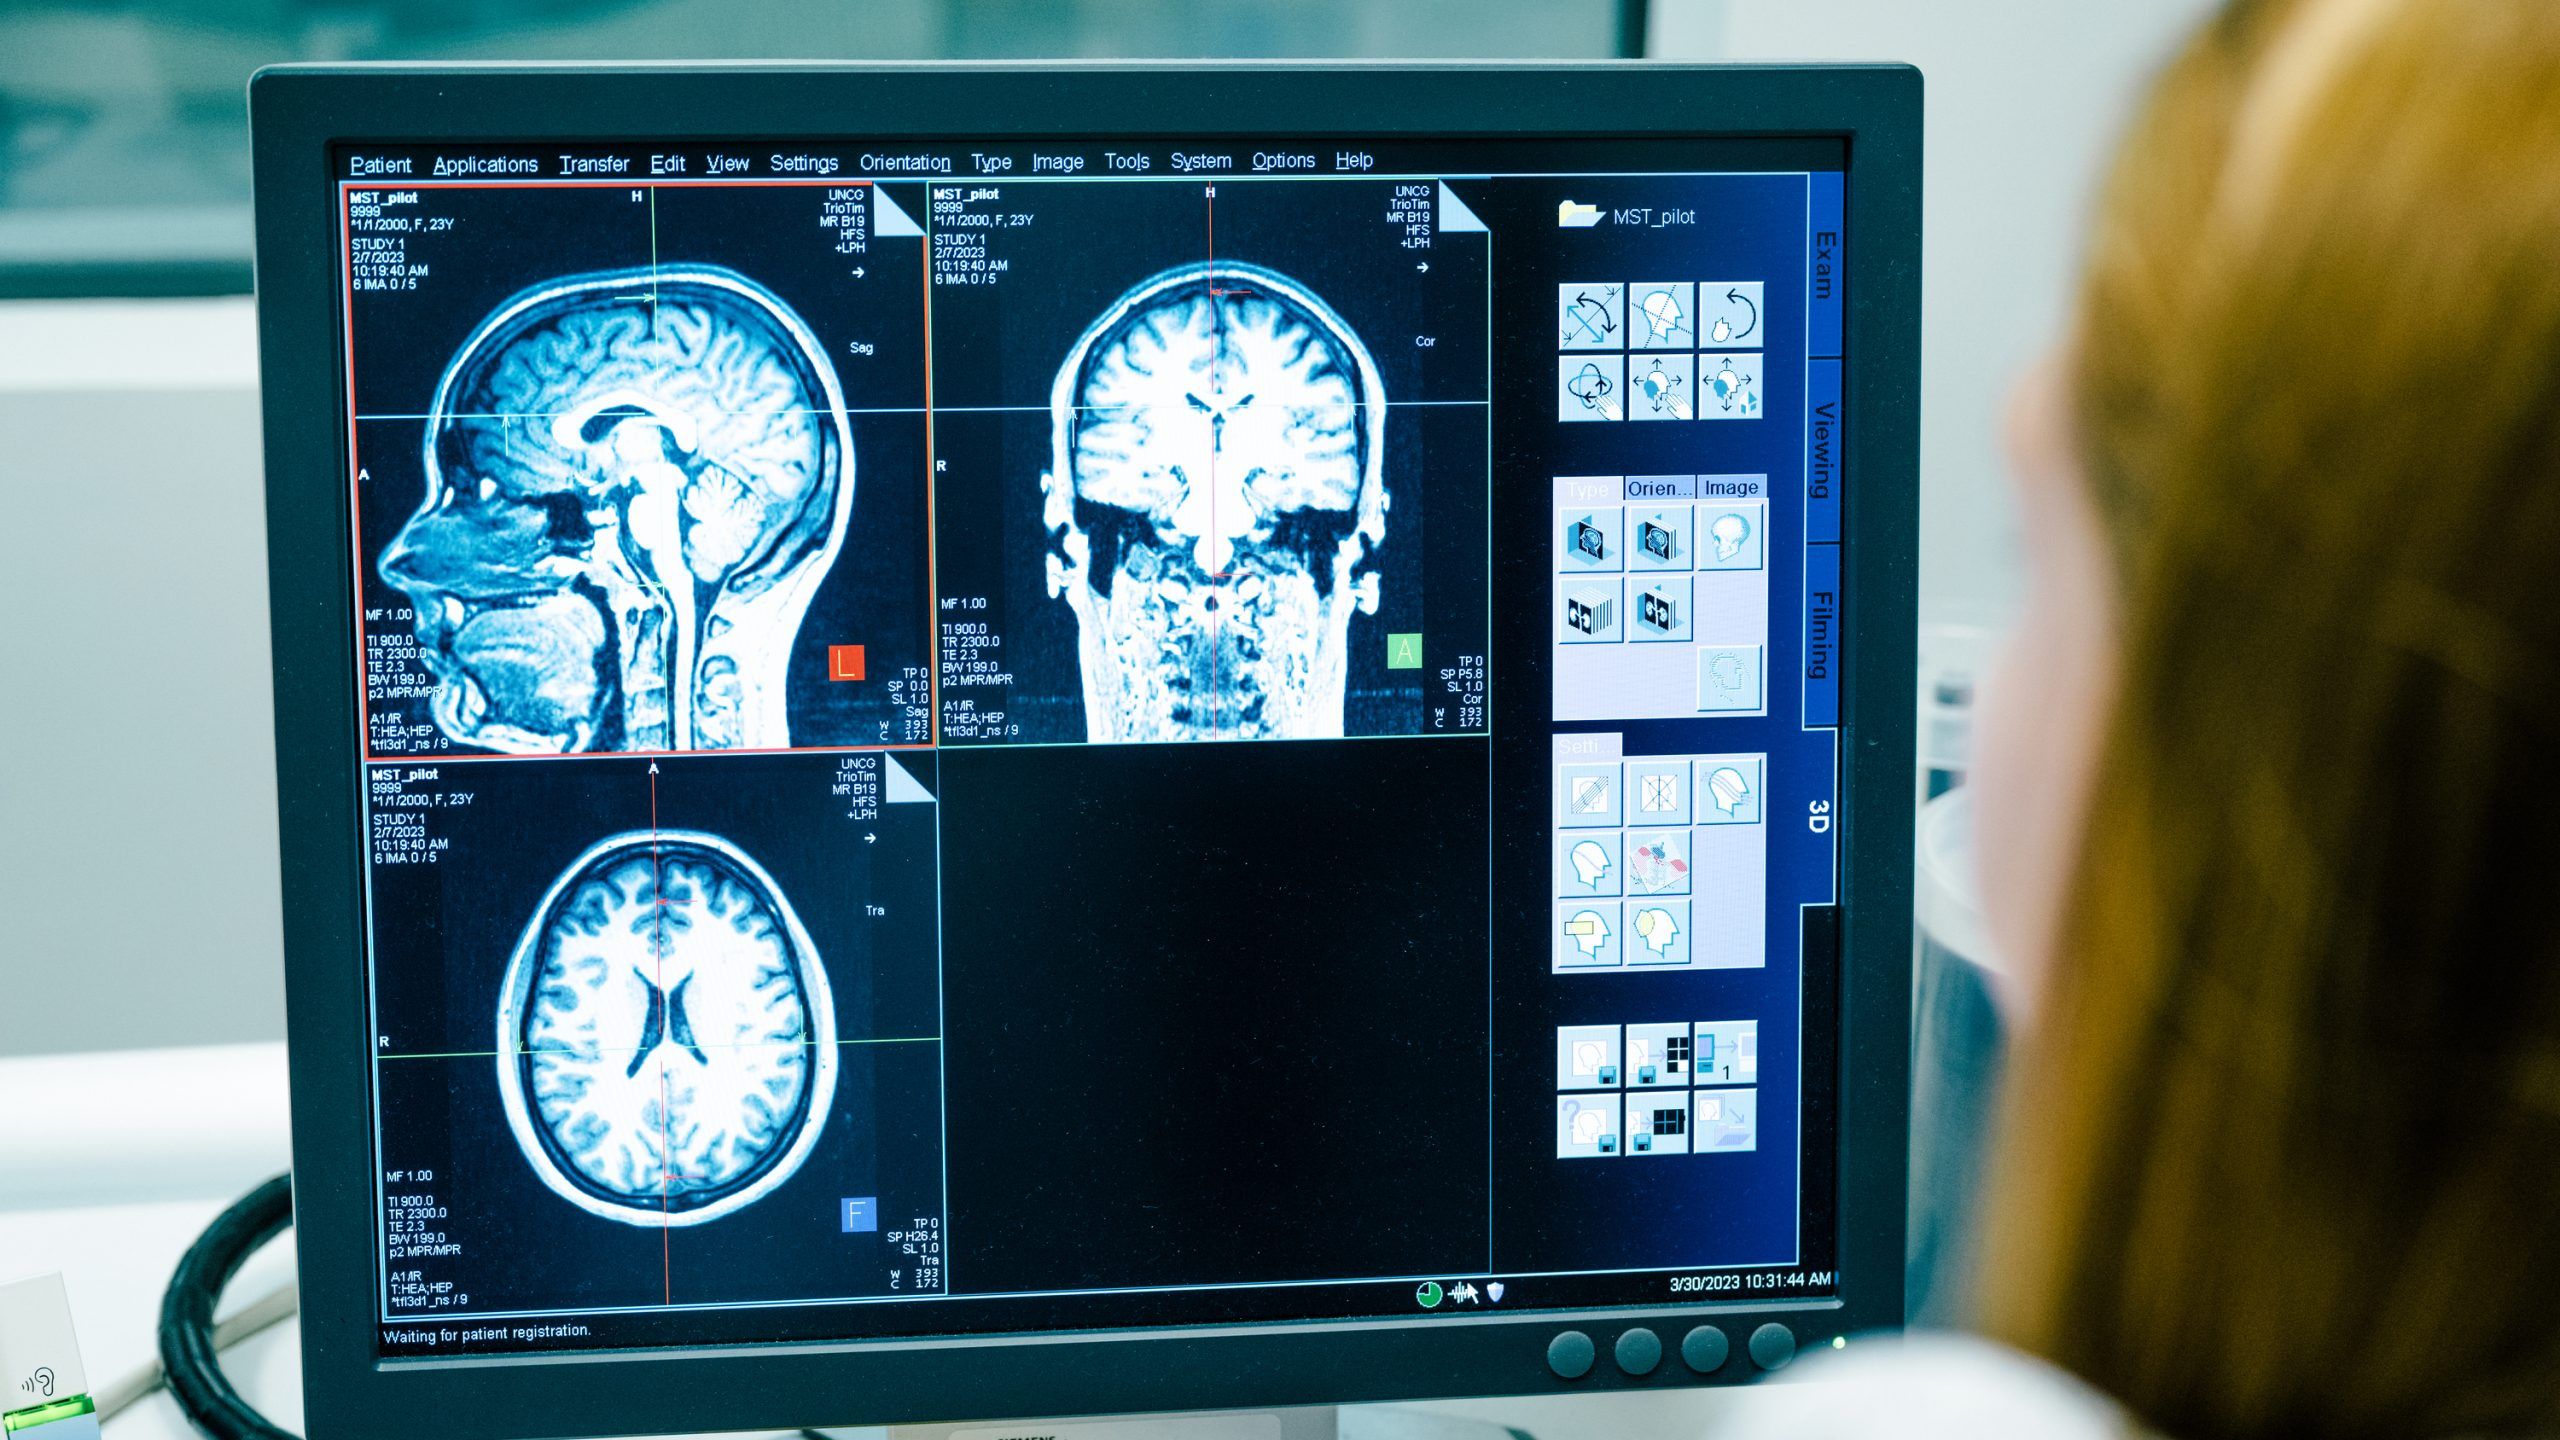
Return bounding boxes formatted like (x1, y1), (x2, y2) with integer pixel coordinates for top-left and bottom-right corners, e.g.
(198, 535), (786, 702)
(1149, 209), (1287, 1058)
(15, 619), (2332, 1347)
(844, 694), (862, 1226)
(336, 134), (1846, 1355)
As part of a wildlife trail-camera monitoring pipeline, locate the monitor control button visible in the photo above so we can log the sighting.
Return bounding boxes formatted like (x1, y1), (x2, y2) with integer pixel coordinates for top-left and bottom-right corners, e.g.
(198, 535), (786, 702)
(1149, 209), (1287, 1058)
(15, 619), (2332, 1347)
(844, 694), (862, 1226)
(1680, 1324), (1730, 1373)
(1546, 1330), (1597, 1380)
(1748, 1322), (1797, 1371)
(1613, 1326), (1663, 1376)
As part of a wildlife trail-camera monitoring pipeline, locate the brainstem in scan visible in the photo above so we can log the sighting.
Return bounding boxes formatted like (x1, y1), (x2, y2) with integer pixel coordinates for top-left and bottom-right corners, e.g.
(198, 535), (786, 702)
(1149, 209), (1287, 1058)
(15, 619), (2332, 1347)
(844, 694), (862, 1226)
(381, 266), (855, 756)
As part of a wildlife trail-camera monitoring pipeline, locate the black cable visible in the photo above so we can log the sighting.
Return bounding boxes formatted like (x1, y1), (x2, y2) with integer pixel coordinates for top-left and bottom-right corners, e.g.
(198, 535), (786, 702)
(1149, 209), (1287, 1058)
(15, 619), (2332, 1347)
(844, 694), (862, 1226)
(158, 1173), (299, 1440)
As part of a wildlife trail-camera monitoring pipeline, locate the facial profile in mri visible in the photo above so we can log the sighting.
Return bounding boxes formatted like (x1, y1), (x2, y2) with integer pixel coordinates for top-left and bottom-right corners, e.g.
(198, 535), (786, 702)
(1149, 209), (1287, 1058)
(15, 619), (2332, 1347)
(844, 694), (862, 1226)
(381, 266), (855, 754)
(495, 831), (836, 1226)
(1042, 261), (1390, 743)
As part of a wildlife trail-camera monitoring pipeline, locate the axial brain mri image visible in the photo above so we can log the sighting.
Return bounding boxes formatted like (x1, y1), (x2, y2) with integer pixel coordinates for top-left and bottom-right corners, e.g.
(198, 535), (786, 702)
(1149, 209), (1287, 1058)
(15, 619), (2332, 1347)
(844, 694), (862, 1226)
(381, 266), (854, 755)
(1042, 262), (1390, 743)
(495, 832), (836, 1226)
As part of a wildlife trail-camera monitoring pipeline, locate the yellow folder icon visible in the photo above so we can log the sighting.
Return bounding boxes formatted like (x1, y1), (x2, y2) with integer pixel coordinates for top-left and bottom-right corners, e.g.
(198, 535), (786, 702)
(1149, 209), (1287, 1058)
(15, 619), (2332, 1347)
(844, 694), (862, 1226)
(1557, 199), (1603, 228)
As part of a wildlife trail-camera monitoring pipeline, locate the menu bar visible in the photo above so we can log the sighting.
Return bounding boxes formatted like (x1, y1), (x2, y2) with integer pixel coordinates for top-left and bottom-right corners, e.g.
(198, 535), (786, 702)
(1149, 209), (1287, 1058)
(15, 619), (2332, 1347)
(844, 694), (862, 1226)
(338, 139), (1845, 186)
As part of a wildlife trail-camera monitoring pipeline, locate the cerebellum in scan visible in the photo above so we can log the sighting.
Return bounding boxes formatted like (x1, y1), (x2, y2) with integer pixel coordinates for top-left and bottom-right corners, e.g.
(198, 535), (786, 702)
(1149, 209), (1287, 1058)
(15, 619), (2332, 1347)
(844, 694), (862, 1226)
(494, 831), (835, 1225)
(381, 266), (855, 755)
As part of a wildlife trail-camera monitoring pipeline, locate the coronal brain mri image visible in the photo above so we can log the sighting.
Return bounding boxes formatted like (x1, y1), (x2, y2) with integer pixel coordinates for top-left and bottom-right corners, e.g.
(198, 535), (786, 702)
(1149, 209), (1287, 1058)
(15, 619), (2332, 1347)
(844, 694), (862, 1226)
(381, 266), (855, 755)
(495, 831), (836, 1226)
(1043, 261), (1389, 744)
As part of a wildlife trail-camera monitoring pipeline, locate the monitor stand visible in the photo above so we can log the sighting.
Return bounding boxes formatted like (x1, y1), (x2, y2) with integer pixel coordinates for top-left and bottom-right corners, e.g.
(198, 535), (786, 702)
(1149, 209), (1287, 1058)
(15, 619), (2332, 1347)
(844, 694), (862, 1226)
(872, 1406), (1532, 1440)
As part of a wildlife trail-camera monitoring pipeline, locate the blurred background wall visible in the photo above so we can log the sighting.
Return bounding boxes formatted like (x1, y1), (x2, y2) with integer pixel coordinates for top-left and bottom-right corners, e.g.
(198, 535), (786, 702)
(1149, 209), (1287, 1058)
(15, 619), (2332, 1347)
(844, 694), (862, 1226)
(0, 0), (2216, 1058)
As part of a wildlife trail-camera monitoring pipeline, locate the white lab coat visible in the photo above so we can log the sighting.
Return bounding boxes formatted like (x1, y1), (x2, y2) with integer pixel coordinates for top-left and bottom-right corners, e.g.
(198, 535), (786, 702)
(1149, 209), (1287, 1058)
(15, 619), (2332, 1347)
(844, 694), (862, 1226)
(1706, 1332), (2127, 1440)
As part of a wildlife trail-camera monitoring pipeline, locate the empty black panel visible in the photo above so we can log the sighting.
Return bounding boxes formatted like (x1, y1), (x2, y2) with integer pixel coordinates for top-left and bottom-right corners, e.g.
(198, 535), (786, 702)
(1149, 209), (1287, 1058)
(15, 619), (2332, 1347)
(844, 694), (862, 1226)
(938, 736), (1491, 1292)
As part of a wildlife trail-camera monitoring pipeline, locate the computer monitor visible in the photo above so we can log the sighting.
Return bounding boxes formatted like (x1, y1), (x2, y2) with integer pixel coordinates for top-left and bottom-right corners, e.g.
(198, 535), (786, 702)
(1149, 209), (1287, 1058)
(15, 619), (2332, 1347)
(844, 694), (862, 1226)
(248, 62), (1918, 1439)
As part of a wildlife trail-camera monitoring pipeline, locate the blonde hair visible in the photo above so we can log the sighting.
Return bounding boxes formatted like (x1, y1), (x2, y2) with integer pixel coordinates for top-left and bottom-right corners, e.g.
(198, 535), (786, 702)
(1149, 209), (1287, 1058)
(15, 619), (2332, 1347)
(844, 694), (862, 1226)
(1981, 2), (2560, 1435)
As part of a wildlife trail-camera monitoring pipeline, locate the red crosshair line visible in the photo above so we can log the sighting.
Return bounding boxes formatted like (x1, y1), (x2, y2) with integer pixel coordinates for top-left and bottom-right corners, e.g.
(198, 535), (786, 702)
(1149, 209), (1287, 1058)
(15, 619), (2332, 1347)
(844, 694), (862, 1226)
(652, 763), (670, 1303)
(1199, 187), (1256, 740)
(642, 764), (720, 1303)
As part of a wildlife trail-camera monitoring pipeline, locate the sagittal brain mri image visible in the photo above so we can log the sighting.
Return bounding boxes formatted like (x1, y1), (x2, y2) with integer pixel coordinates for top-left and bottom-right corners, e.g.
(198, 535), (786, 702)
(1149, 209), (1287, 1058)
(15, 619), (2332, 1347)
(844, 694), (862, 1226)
(382, 266), (856, 755)
(1042, 262), (1389, 743)
(495, 831), (837, 1226)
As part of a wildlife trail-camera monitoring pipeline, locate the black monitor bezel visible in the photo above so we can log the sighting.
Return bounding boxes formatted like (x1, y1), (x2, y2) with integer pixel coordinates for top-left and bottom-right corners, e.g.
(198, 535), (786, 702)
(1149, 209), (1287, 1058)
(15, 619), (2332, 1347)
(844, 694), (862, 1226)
(250, 60), (1920, 1439)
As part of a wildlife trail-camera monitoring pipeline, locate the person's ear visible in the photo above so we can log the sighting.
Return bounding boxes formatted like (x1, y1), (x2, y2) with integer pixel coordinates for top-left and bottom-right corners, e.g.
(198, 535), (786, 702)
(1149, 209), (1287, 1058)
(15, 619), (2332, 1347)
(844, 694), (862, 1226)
(1972, 345), (2118, 1016)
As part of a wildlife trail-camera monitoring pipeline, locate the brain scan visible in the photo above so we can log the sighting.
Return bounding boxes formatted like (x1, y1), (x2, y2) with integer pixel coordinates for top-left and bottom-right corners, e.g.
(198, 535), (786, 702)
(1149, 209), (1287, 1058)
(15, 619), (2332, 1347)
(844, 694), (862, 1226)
(1042, 262), (1389, 743)
(495, 831), (835, 1225)
(381, 267), (854, 754)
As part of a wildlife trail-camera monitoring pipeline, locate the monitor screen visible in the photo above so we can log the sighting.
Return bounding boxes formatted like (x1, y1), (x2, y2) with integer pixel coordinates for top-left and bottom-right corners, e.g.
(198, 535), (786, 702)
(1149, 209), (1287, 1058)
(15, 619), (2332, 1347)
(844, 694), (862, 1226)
(325, 130), (1850, 1361)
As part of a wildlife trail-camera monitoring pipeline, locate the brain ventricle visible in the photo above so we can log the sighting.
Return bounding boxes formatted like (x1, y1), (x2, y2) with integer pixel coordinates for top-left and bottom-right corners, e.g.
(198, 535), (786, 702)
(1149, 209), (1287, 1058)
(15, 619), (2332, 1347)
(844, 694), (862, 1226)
(387, 269), (844, 755)
(456, 295), (824, 580)
(1059, 270), (1377, 741)
(513, 837), (826, 1216)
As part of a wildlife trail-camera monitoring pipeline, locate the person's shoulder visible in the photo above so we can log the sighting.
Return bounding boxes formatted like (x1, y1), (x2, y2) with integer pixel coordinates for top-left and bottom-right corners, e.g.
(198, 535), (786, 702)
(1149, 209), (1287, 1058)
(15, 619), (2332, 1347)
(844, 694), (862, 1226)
(1704, 1332), (2128, 1440)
